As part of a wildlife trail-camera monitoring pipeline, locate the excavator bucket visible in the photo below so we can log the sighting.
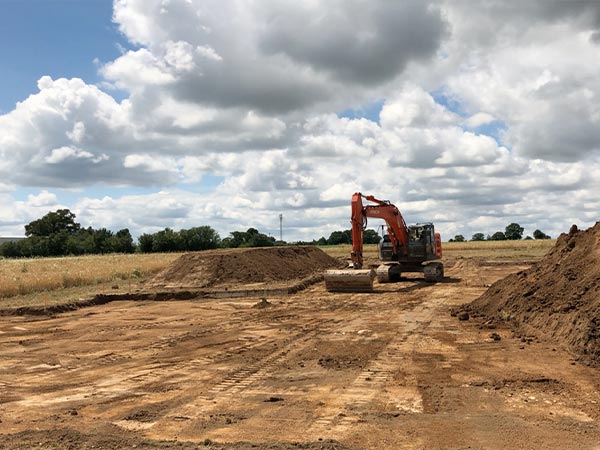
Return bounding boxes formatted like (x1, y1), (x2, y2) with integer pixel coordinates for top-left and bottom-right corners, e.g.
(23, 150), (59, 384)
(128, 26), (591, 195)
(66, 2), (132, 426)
(324, 269), (376, 292)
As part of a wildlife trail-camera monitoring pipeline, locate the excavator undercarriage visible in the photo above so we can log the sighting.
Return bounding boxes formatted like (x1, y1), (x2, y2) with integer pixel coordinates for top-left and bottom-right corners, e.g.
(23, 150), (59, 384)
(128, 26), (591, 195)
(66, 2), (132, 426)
(375, 261), (444, 283)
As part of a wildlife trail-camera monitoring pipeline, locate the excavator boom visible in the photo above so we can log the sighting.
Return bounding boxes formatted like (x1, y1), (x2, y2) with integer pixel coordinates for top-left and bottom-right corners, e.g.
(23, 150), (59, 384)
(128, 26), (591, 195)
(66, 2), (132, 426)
(351, 194), (410, 268)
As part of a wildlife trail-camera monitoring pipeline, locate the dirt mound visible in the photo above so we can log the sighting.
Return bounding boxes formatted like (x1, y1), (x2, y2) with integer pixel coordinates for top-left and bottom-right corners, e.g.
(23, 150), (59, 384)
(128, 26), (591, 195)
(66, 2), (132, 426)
(149, 246), (340, 289)
(467, 222), (600, 367)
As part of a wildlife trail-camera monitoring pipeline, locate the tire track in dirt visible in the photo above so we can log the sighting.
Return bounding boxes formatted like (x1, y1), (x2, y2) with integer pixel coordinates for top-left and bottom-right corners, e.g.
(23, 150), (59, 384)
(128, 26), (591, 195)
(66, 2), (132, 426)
(106, 330), (295, 393)
(306, 288), (448, 440)
(89, 332), (296, 400)
(138, 318), (335, 436)
(96, 316), (191, 333)
(186, 318), (331, 400)
(4, 303), (307, 417)
(120, 311), (334, 391)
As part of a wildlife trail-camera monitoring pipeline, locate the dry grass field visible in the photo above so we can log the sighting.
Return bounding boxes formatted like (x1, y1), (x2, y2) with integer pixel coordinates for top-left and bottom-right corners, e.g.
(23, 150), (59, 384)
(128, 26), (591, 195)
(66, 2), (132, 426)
(0, 240), (555, 311)
(322, 239), (555, 261)
(0, 253), (182, 300)
(441, 238), (555, 259)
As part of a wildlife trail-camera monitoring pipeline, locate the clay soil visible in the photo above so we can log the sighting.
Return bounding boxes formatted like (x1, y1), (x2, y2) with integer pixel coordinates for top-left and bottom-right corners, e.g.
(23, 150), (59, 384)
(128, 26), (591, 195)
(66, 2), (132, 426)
(148, 246), (341, 290)
(1, 252), (600, 449)
(467, 223), (600, 368)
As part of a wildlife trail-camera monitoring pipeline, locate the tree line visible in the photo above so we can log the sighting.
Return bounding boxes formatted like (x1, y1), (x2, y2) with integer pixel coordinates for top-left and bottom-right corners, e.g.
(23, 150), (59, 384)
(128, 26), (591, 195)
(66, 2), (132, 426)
(312, 229), (381, 246)
(0, 210), (552, 259)
(0, 209), (386, 258)
(0, 210), (136, 258)
(136, 226), (276, 253)
(449, 222), (551, 242)
(0, 209), (277, 258)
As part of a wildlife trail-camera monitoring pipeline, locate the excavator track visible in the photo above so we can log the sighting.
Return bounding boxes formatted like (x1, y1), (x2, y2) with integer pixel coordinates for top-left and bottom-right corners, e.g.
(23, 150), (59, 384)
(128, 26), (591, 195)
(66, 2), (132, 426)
(375, 263), (402, 283)
(423, 262), (444, 282)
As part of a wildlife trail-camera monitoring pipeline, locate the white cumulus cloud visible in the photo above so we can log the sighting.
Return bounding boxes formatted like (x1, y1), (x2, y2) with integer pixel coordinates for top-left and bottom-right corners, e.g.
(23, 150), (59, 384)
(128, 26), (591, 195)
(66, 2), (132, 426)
(1, 0), (600, 241)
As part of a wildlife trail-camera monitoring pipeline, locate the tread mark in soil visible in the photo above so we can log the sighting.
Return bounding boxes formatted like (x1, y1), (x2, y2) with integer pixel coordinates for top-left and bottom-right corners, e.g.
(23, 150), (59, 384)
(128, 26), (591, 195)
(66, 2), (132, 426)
(308, 304), (438, 436)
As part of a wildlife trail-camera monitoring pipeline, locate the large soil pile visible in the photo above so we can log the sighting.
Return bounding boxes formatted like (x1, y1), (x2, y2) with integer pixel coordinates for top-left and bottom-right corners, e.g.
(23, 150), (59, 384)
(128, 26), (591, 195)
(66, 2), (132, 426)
(149, 245), (340, 289)
(467, 222), (600, 367)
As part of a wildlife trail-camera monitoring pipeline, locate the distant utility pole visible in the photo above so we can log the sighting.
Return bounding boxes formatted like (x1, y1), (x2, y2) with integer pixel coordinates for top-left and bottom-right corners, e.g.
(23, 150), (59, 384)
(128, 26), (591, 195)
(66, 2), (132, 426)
(279, 213), (283, 242)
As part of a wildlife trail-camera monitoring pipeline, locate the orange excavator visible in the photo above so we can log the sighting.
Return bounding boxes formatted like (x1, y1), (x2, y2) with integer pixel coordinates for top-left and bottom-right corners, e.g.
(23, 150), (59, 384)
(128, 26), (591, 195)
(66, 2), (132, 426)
(324, 192), (443, 292)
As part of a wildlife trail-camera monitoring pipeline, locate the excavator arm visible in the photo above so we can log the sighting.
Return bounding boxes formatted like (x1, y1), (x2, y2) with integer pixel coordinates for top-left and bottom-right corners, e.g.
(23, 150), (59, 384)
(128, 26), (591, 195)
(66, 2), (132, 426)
(350, 192), (409, 269)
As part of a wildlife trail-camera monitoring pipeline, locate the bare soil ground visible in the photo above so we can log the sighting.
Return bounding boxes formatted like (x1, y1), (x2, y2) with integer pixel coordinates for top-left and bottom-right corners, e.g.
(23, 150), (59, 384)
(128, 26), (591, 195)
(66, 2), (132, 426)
(466, 222), (600, 368)
(1, 251), (599, 449)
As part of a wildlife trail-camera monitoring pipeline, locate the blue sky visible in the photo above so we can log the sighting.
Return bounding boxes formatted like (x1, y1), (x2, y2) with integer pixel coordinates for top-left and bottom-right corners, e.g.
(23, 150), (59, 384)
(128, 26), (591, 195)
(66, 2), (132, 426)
(338, 99), (385, 124)
(0, 0), (127, 112)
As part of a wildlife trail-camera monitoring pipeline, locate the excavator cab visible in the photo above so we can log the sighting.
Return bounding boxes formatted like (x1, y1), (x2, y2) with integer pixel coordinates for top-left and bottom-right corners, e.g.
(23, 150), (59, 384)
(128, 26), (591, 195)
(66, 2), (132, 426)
(408, 226), (427, 258)
(376, 222), (443, 284)
(379, 234), (394, 261)
(379, 223), (439, 262)
(408, 223), (437, 260)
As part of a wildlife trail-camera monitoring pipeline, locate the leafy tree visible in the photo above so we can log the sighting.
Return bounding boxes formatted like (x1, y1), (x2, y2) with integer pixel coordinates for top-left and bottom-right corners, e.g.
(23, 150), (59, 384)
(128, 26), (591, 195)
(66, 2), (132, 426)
(533, 229), (551, 240)
(3, 208), (220, 257)
(138, 233), (154, 253)
(91, 228), (114, 253)
(0, 241), (22, 257)
(504, 223), (524, 240)
(47, 231), (70, 256)
(524, 236), (533, 240)
(248, 232), (275, 247)
(65, 230), (95, 255)
(363, 229), (381, 244)
(151, 228), (184, 252)
(342, 229), (352, 243)
(471, 233), (485, 241)
(221, 228), (274, 248)
(316, 237), (328, 246)
(327, 230), (350, 245)
(20, 236), (50, 257)
(489, 231), (507, 241)
(220, 237), (233, 248)
(108, 229), (136, 253)
(326, 229), (381, 245)
(25, 209), (80, 237)
(244, 228), (275, 247)
(180, 226), (220, 251)
(222, 231), (246, 248)
(453, 234), (465, 242)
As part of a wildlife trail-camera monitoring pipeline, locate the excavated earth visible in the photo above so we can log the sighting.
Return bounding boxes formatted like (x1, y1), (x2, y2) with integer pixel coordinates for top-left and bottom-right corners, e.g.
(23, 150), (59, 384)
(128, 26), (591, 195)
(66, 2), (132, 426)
(466, 223), (600, 367)
(1, 246), (600, 449)
(148, 246), (341, 290)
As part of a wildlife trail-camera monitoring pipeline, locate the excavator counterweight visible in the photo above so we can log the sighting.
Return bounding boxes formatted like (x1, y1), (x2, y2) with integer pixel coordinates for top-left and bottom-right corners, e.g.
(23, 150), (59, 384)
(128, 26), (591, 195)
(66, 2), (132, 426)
(324, 192), (444, 292)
